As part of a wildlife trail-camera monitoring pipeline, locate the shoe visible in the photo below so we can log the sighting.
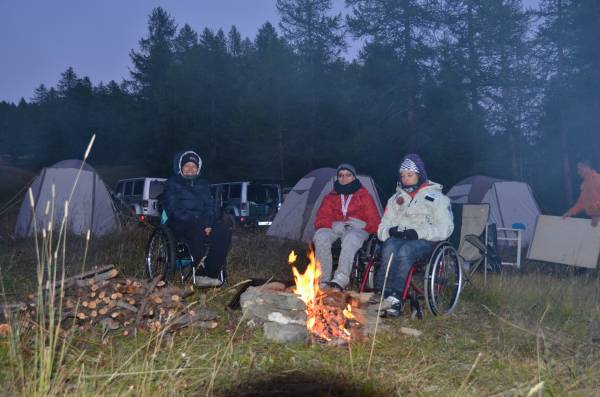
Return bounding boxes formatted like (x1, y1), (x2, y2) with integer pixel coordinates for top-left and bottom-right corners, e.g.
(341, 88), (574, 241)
(194, 276), (223, 287)
(381, 296), (404, 318)
(368, 294), (395, 312)
(367, 292), (382, 305)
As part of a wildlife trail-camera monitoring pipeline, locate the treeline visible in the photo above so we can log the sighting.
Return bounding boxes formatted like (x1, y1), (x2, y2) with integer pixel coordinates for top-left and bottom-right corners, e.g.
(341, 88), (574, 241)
(0, 0), (599, 213)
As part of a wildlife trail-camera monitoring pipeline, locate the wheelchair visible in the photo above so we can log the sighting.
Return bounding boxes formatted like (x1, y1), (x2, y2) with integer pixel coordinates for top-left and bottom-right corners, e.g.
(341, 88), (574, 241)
(145, 211), (216, 284)
(350, 238), (464, 318)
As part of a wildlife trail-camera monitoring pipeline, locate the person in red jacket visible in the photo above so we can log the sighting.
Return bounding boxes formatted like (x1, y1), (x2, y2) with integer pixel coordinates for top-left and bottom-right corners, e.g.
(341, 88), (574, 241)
(563, 160), (600, 227)
(313, 163), (381, 290)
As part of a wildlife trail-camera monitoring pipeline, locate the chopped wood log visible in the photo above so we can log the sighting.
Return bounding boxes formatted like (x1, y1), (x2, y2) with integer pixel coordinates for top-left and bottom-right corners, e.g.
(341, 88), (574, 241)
(151, 296), (163, 305)
(135, 275), (163, 331)
(116, 301), (138, 313)
(77, 312), (88, 320)
(49, 265), (115, 290)
(98, 307), (108, 316)
(100, 317), (120, 330)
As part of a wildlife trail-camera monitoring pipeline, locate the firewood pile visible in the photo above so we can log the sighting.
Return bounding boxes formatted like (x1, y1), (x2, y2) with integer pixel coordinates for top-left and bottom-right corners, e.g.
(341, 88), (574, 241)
(0, 265), (217, 336)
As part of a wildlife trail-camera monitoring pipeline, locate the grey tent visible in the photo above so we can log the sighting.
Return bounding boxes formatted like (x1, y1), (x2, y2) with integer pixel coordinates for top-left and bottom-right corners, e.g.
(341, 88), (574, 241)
(267, 168), (383, 242)
(446, 176), (541, 245)
(14, 159), (119, 238)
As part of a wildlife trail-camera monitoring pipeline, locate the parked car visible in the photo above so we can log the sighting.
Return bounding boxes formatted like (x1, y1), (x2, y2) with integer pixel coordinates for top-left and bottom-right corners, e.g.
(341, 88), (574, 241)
(113, 177), (166, 222)
(209, 181), (282, 226)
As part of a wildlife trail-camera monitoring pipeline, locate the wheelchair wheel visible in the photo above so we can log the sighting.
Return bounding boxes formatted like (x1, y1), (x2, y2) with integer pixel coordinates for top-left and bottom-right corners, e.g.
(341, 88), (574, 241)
(145, 225), (177, 281)
(350, 236), (377, 292)
(424, 242), (463, 316)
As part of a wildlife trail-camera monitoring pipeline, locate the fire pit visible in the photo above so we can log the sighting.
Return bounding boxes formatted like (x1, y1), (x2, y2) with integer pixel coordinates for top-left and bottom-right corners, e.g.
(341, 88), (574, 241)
(240, 249), (378, 345)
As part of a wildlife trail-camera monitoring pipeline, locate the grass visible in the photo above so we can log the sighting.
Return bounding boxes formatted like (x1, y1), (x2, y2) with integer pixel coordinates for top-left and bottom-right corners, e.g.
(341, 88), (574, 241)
(2, 224), (599, 396)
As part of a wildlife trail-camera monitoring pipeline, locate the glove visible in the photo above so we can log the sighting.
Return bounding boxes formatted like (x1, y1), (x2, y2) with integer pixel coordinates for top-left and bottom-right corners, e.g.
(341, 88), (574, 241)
(401, 229), (419, 240)
(389, 227), (419, 240)
(332, 221), (346, 235)
(388, 227), (402, 237)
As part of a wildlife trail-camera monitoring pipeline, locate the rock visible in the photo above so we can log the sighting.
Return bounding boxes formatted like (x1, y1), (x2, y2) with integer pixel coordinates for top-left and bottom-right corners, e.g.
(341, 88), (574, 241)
(243, 303), (306, 325)
(240, 287), (306, 311)
(263, 322), (309, 344)
(399, 326), (422, 337)
(267, 310), (306, 325)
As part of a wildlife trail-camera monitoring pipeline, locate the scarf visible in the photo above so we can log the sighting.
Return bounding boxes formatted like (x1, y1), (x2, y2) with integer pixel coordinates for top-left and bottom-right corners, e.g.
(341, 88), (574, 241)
(334, 179), (362, 195)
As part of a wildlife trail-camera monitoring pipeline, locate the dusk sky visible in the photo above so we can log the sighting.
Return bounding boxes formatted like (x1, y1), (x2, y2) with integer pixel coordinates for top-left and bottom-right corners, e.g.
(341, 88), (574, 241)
(0, 0), (539, 104)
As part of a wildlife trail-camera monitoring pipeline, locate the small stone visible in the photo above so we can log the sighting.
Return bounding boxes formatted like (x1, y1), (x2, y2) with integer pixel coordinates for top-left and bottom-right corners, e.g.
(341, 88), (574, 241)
(400, 327), (422, 337)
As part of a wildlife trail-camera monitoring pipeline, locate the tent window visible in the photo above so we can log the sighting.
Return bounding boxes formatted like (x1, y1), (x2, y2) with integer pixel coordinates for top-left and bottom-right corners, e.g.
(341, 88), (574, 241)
(133, 181), (144, 195)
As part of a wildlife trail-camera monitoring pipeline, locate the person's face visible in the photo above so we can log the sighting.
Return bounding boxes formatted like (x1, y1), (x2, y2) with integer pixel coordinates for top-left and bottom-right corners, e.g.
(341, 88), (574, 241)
(182, 162), (198, 176)
(400, 170), (419, 186)
(337, 170), (356, 186)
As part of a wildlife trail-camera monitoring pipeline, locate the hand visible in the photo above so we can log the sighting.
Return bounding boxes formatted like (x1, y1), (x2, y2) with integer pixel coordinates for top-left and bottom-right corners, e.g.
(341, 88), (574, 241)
(332, 222), (346, 235)
(401, 229), (419, 240)
(204, 227), (212, 236)
(388, 226), (402, 237)
(389, 227), (418, 240)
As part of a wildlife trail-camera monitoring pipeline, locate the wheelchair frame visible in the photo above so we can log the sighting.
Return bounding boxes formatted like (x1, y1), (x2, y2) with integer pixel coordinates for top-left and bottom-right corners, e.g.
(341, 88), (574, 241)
(352, 239), (464, 317)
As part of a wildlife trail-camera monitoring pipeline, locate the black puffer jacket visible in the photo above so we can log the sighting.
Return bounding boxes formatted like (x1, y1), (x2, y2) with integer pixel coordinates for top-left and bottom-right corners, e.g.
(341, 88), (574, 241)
(162, 151), (216, 227)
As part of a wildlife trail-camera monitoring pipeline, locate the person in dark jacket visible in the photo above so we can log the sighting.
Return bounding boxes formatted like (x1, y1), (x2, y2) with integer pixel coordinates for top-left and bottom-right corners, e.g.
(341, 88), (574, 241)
(162, 150), (233, 287)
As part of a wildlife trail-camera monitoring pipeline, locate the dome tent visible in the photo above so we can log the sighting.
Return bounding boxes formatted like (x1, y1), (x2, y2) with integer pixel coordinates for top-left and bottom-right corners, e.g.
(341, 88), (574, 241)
(446, 175), (541, 245)
(14, 159), (119, 238)
(267, 168), (383, 242)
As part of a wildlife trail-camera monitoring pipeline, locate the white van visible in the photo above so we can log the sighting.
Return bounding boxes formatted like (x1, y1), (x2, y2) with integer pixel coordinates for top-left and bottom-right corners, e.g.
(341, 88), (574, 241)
(114, 177), (166, 221)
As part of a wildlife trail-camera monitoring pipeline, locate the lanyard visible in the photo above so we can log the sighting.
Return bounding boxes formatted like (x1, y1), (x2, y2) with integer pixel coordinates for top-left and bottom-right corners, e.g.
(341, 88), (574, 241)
(340, 194), (353, 218)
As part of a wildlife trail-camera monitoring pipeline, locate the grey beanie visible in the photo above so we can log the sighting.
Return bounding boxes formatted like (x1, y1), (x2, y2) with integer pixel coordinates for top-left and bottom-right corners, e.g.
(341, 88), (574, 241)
(336, 163), (357, 177)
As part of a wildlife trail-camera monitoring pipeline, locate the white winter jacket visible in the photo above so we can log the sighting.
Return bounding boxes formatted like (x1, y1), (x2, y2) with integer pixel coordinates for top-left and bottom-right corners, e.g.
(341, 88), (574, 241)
(377, 181), (454, 242)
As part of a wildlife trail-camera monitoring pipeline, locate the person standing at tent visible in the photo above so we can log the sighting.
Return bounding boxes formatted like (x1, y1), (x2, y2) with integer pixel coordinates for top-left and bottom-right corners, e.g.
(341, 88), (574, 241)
(162, 150), (233, 287)
(313, 164), (381, 290)
(563, 161), (600, 227)
(371, 154), (454, 317)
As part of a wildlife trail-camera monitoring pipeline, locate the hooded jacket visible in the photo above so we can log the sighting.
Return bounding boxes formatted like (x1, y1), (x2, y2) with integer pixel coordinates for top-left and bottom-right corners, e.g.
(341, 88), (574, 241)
(162, 151), (216, 227)
(377, 181), (454, 242)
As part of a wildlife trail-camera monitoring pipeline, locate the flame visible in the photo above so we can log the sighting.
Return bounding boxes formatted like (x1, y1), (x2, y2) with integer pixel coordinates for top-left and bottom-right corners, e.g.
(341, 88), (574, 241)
(290, 248), (355, 342)
(343, 304), (354, 320)
(288, 250), (298, 264)
(291, 248), (321, 308)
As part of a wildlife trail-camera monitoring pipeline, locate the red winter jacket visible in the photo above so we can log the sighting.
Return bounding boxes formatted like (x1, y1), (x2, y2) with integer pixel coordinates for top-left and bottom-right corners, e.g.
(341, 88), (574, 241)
(314, 186), (381, 234)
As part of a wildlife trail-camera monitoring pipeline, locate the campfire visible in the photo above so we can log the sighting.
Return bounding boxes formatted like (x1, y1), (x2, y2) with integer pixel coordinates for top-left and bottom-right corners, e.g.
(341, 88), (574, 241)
(288, 249), (357, 343)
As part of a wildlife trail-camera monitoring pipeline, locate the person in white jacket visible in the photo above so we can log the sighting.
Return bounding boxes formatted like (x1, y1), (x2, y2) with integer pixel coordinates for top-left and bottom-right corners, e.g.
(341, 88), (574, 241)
(371, 154), (454, 317)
